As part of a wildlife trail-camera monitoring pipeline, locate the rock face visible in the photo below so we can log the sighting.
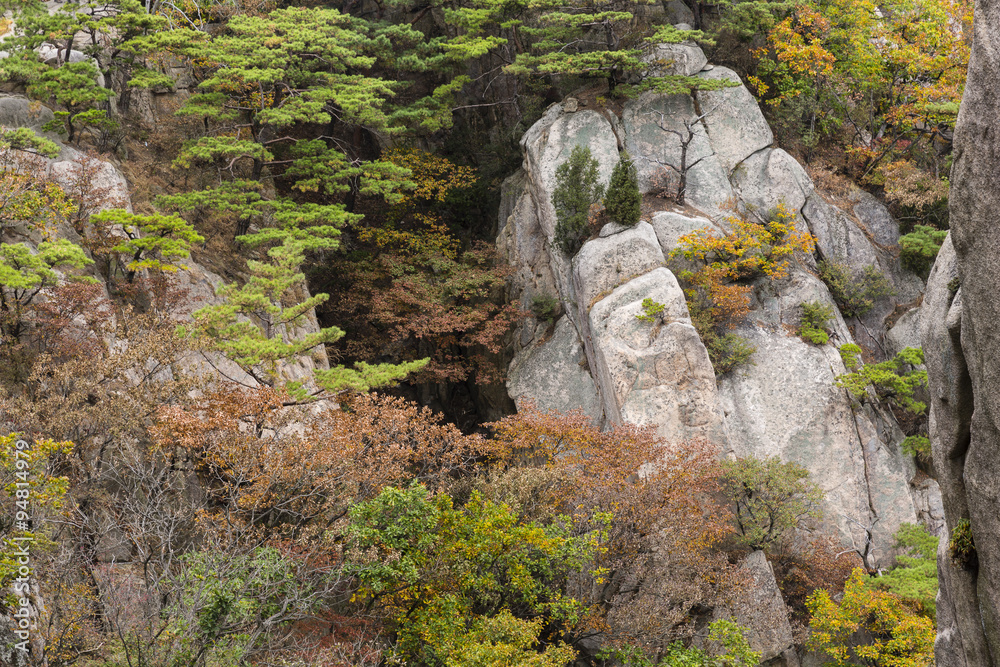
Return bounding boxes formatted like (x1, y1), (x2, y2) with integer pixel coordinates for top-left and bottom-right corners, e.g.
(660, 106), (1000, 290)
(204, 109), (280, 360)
(500, 40), (937, 578)
(728, 551), (798, 665)
(924, 0), (1000, 658)
(589, 268), (727, 444)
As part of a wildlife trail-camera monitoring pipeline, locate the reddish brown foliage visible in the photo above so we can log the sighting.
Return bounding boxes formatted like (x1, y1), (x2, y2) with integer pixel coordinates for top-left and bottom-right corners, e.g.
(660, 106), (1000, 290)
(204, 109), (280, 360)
(485, 404), (735, 645)
(152, 390), (491, 538)
(770, 536), (860, 627)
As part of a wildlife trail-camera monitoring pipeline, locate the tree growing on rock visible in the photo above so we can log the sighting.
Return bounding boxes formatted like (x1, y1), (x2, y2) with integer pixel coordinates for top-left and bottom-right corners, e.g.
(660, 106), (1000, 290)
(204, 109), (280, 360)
(807, 568), (935, 667)
(643, 107), (715, 205)
(604, 151), (642, 227)
(186, 236), (426, 396)
(552, 145), (605, 256)
(719, 455), (824, 552)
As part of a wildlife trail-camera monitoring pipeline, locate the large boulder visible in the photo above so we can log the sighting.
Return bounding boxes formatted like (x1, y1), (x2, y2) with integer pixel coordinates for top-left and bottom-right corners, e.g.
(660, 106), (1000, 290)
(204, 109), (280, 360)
(728, 551), (798, 665)
(622, 91), (734, 216)
(588, 268), (727, 444)
(695, 67), (773, 174)
(648, 210), (720, 254)
(573, 220), (665, 308)
(922, 236), (991, 666)
(731, 147), (813, 223)
(641, 42), (708, 78)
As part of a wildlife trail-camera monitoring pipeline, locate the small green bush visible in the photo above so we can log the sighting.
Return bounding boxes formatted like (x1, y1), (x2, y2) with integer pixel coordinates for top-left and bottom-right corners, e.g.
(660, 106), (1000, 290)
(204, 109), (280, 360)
(635, 297), (665, 323)
(604, 151), (642, 227)
(818, 260), (895, 318)
(799, 300), (833, 345)
(901, 435), (931, 458)
(552, 145), (605, 256)
(949, 518), (976, 569)
(877, 523), (939, 620)
(530, 293), (560, 323)
(836, 345), (927, 414)
(600, 619), (760, 667)
(709, 333), (757, 374)
(900, 225), (948, 274)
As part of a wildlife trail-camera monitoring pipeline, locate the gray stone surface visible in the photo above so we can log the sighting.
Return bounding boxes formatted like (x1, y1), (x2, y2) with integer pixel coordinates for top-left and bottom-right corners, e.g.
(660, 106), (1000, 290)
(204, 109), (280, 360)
(731, 147), (813, 224)
(886, 307), (923, 357)
(729, 550), (798, 664)
(588, 268), (727, 444)
(0, 95), (55, 134)
(921, 235), (990, 666)
(696, 67), (774, 174)
(648, 210), (720, 253)
(641, 42), (708, 77)
(926, 28), (1000, 659)
(573, 220), (665, 308)
(622, 91), (734, 216)
(507, 316), (603, 422)
(718, 269), (919, 555)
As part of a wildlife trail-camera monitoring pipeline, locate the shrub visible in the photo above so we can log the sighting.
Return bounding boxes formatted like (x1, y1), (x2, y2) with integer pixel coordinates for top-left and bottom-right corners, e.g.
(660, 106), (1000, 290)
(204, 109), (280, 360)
(818, 260), (895, 318)
(552, 145), (605, 256)
(719, 456), (824, 552)
(900, 225), (948, 274)
(635, 297), (665, 323)
(836, 345), (927, 414)
(672, 203), (815, 281)
(604, 151), (641, 227)
(877, 523), (938, 619)
(799, 300), (833, 345)
(669, 203), (814, 375)
(600, 619), (760, 667)
(949, 518), (976, 569)
(706, 330), (757, 375)
(530, 293), (560, 323)
(901, 435), (931, 458)
(807, 568), (935, 667)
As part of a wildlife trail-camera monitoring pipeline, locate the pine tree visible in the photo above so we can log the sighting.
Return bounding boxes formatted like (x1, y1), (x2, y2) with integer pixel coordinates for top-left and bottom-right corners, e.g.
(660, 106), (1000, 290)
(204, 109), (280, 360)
(604, 151), (642, 227)
(186, 237), (426, 396)
(552, 146), (604, 256)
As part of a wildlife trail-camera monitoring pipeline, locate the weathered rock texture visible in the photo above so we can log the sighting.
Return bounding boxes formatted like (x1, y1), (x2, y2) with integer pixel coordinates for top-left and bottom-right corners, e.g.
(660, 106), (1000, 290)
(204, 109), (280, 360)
(500, 40), (937, 568)
(925, 0), (1000, 659)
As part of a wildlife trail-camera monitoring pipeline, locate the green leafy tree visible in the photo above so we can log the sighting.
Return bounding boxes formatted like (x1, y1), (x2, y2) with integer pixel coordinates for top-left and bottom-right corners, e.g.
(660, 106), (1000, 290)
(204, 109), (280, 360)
(552, 145), (605, 256)
(90, 209), (205, 282)
(605, 151), (642, 227)
(0, 239), (94, 339)
(433, 0), (736, 96)
(798, 300), (833, 345)
(836, 345), (928, 415)
(345, 482), (604, 666)
(899, 225), (948, 275)
(876, 523), (938, 619)
(146, 7), (418, 243)
(31, 62), (113, 143)
(187, 237), (425, 395)
(807, 568), (935, 667)
(0, 0), (169, 93)
(719, 456), (824, 552)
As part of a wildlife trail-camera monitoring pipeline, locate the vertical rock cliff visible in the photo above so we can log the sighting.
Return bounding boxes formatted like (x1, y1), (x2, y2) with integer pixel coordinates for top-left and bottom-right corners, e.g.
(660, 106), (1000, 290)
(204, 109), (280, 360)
(926, 0), (1000, 662)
